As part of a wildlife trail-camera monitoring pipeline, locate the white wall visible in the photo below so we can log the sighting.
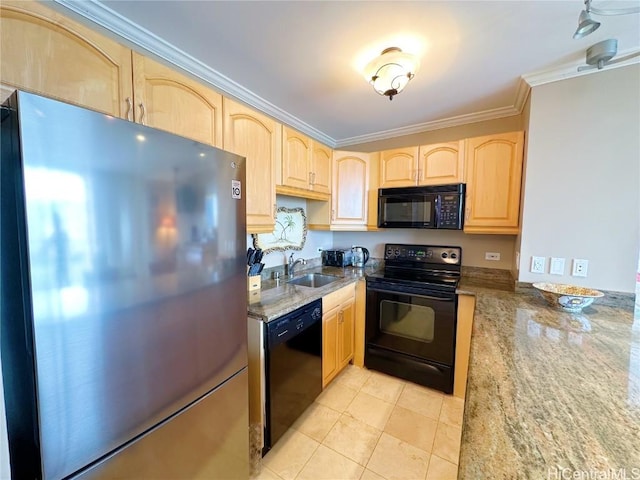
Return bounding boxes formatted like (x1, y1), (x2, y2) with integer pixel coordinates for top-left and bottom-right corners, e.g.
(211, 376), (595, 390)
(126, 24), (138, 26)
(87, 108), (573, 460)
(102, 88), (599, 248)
(518, 65), (640, 292)
(334, 230), (516, 270)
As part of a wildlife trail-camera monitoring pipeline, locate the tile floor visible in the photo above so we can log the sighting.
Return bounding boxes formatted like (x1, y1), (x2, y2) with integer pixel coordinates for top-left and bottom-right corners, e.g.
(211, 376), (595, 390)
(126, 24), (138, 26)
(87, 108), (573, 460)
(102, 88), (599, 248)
(254, 365), (464, 480)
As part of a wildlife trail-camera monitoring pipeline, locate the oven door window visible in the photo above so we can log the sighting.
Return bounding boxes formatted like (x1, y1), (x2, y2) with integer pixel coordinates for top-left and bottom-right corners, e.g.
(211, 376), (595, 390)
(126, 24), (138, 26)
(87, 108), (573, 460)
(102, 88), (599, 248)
(366, 287), (456, 365)
(380, 300), (435, 343)
(381, 195), (433, 226)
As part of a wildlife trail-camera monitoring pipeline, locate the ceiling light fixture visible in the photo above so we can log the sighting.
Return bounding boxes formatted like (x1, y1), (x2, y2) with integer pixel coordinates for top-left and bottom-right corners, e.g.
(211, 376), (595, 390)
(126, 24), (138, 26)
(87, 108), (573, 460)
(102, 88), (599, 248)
(364, 47), (419, 101)
(573, 0), (640, 39)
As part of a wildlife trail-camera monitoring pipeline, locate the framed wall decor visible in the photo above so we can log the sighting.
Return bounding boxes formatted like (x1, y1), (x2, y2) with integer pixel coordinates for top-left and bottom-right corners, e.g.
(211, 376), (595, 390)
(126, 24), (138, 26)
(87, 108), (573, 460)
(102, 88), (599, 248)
(252, 207), (307, 254)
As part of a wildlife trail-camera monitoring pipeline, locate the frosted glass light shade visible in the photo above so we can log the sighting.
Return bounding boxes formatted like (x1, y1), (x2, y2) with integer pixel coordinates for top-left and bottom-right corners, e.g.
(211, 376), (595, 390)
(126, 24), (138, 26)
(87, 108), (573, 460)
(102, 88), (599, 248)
(364, 47), (419, 100)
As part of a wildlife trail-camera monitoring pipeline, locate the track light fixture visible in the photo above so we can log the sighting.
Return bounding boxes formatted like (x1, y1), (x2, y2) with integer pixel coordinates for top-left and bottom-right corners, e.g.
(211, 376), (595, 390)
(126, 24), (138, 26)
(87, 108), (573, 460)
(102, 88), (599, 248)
(573, 0), (640, 39)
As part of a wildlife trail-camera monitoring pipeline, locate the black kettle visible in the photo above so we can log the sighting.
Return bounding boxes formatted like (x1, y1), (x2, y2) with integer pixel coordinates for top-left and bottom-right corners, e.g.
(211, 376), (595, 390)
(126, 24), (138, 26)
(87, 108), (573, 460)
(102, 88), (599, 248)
(352, 246), (369, 267)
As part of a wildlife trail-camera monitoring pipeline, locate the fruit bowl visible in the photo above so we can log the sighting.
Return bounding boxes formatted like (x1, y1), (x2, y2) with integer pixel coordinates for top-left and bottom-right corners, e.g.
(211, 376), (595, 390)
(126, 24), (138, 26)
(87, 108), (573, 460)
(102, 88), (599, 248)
(532, 283), (604, 312)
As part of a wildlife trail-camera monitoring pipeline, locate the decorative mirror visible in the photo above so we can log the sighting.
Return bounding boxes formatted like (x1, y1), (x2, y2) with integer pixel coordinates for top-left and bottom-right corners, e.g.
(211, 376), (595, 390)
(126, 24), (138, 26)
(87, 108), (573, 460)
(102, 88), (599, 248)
(252, 207), (307, 254)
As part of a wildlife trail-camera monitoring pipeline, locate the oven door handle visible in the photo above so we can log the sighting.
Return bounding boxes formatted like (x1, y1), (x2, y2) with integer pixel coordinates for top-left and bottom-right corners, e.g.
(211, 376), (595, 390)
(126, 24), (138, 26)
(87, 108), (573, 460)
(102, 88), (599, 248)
(367, 285), (455, 302)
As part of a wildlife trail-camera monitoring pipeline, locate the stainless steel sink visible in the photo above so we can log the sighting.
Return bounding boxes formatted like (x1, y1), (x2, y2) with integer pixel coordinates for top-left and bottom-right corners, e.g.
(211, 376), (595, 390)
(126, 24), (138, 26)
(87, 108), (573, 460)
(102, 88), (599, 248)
(288, 273), (340, 288)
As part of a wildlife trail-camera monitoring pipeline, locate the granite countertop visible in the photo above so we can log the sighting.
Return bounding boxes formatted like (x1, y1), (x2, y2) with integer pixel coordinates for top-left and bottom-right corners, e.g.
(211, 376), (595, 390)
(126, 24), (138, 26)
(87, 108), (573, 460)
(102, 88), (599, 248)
(458, 285), (639, 479)
(247, 265), (376, 322)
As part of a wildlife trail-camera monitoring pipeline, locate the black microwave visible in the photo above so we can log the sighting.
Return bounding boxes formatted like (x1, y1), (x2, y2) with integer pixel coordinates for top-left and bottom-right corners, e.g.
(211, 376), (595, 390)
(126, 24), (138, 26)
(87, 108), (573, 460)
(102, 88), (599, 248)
(378, 184), (465, 229)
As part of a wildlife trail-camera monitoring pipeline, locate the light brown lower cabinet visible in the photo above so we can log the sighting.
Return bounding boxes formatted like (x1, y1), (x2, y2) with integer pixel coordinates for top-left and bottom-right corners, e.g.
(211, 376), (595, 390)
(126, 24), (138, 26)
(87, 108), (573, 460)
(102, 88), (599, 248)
(453, 294), (476, 398)
(322, 283), (356, 387)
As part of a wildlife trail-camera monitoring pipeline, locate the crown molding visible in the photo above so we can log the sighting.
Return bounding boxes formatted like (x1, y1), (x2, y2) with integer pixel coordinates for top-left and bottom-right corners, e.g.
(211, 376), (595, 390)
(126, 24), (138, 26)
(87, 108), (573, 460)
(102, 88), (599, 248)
(522, 47), (640, 87)
(334, 105), (521, 148)
(52, 0), (335, 147)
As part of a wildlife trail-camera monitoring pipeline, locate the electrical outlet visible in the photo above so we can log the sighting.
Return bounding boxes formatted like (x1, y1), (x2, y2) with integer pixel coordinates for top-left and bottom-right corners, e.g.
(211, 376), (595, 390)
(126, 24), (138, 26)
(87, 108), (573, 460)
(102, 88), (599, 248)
(550, 257), (565, 275)
(530, 256), (545, 273)
(572, 258), (588, 277)
(485, 252), (500, 261)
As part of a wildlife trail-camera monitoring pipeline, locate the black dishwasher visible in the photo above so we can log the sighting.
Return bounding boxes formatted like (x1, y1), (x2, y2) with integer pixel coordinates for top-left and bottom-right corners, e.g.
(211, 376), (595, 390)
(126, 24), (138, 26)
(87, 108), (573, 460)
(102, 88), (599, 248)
(264, 299), (322, 454)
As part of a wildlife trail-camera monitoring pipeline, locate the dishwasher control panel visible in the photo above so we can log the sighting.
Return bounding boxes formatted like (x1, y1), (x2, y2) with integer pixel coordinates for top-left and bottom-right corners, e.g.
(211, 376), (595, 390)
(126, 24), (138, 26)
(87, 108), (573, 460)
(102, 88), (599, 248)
(267, 299), (322, 347)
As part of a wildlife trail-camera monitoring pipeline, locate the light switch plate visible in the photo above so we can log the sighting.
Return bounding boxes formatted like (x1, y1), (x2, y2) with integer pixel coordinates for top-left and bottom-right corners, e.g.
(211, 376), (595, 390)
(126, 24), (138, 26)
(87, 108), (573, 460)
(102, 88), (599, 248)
(531, 256), (545, 273)
(550, 257), (565, 275)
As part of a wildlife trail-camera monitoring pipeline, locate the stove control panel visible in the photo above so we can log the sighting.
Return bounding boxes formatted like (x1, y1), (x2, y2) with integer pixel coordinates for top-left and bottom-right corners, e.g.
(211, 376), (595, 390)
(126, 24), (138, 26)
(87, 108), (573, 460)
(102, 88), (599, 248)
(384, 244), (462, 266)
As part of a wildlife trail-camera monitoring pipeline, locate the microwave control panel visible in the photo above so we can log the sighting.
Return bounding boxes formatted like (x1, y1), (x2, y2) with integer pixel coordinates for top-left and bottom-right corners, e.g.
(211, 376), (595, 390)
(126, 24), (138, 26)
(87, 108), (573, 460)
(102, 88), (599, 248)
(437, 194), (462, 228)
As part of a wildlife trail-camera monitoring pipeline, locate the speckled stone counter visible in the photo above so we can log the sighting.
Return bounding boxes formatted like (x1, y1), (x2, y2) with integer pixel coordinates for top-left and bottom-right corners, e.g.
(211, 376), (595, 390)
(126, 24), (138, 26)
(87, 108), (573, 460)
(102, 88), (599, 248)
(247, 265), (377, 322)
(458, 286), (640, 479)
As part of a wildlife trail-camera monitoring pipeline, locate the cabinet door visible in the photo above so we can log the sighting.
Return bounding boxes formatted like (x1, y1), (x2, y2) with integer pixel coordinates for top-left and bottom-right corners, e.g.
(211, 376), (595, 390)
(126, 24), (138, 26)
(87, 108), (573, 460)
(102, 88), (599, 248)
(379, 147), (419, 188)
(281, 126), (311, 190)
(322, 305), (339, 388)
(417, 141), (464, 185)
(223, 98), (280, 233)
(338, 297), (355, 369)
(464, 131), (524, 234)
(310, 141), (332, 194)
(331, 151), (370, 226)
(132, 53), (222, 147)
(0, 1), (133, 117)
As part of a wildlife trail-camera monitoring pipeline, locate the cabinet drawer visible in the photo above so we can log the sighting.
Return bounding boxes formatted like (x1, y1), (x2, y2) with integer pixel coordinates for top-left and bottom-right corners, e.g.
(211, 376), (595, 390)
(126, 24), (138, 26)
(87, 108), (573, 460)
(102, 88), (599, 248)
(322, 283), (355, 312)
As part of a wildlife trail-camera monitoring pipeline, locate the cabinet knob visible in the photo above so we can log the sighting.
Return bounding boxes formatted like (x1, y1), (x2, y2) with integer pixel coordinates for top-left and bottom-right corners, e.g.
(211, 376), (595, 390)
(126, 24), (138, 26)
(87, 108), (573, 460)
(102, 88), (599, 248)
(273, 204), (277, 220)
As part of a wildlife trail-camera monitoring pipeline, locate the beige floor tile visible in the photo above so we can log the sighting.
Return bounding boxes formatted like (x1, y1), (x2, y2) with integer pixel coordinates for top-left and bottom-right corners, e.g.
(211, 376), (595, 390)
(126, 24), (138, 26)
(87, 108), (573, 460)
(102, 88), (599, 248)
(252, 465), (283, 480)
(322, 414), (381, 466)
(366, 432), (430, 480)
(426, 454), (458, 480)
(297, 445), (364, 480)
(335, 364), (372, 390)
(261, 429), (319, 480)
(359, 469), (386, 480)
(360, 371), (405, 404)
(432, 422), (462, 465)
(345, 391), (394, 430)
(291, 402), (341, 442)
(397, 384), (444, 420)
(384, 405), (438, 453)
(439, 396), (465, 428)
(316, 381), (358, 412)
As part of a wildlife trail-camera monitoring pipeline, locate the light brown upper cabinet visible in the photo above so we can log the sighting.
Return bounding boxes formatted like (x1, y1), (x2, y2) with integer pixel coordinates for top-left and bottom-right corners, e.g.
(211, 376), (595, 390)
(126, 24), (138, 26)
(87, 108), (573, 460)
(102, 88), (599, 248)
(0, 1), (133, 116)
(132, 53), (222, 147)
(0, 2), (224, 148)
(310, 142), (332, 195)
(223, 98), (281, 234)
(277, 126), (331, 200)
(464, 131), (524, 234)
(379, 147), (419, 188)
(379, 143), (464, 188)
(418, 141), (465, 185)
(308, 151), (378, 230)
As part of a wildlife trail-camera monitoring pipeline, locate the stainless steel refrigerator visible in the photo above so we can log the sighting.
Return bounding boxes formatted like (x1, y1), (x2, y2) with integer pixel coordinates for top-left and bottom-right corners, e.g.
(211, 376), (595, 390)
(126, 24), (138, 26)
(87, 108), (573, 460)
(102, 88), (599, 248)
(1, 91), (249, 479)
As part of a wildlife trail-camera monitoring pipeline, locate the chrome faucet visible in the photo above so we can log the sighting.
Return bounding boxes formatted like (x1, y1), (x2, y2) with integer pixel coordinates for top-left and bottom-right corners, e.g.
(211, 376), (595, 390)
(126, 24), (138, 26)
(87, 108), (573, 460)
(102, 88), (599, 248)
(287, 253), (306, 277)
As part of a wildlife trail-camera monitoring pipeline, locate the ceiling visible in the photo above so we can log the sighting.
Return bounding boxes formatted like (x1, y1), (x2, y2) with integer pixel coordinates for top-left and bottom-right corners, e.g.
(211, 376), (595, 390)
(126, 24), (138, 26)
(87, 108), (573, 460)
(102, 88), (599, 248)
(54, 0), (640, 148)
